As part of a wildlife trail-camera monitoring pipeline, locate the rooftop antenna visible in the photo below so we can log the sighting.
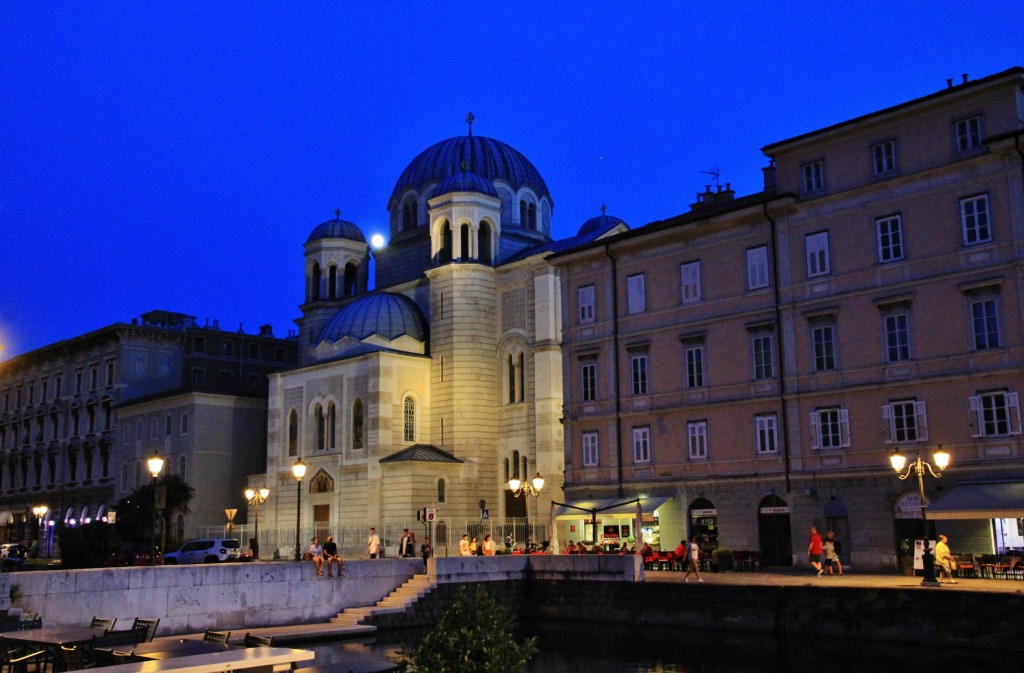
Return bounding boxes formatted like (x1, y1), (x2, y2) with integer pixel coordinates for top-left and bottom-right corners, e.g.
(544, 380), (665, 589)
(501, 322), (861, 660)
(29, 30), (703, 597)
(335, 208), (341, 219)
(699, 167), (721, 189)
(466, 111), (475, 137)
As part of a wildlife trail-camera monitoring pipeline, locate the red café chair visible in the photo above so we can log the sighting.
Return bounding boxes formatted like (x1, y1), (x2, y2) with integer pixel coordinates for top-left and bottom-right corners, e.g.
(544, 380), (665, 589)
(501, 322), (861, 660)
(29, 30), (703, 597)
(658, 551), (673, 571)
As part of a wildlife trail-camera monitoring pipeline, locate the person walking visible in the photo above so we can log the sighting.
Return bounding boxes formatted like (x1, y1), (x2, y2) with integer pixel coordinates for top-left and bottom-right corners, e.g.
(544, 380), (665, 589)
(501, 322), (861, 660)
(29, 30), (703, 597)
(825, 531), (844, 575)
(935, 534), (957, 584)
(682, 535), (703, 583)
(308, 536), (324, 576)
(367, 527), (381, 559)
(398, 529), (413, 558)
(322, 535), (342, 577)
(808, 526), (824, 576)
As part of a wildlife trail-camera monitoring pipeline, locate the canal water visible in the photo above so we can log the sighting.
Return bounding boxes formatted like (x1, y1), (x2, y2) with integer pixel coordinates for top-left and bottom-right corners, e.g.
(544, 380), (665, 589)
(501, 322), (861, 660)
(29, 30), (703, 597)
(307, 620), (1019, 672)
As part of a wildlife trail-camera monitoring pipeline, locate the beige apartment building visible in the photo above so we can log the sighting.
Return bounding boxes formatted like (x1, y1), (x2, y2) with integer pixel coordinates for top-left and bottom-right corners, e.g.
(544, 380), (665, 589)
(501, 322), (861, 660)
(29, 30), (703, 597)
(551, 67), (1024, 570)
(0, 310), (297, 551)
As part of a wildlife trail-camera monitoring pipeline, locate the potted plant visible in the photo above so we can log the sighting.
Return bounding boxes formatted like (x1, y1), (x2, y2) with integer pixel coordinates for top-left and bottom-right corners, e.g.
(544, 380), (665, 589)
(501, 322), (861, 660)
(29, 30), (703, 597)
(712, 546), (733, 572)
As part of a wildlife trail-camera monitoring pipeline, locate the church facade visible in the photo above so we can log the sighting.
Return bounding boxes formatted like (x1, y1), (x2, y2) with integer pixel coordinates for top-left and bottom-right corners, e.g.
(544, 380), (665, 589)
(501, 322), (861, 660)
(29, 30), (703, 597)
(255, 123), (627, 556)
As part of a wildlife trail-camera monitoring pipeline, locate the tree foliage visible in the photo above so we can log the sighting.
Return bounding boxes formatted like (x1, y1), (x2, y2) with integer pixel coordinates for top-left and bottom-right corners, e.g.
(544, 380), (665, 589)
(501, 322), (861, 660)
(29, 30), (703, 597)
(56, 520), (120, 568)
(113, 475), (195, 546)
(398, 586), (537, 673)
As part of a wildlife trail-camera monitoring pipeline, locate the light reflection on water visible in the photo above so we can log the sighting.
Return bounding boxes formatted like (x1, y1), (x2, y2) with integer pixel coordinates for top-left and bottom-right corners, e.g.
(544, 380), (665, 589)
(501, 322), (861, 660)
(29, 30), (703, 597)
(305, 620), (1017, 673)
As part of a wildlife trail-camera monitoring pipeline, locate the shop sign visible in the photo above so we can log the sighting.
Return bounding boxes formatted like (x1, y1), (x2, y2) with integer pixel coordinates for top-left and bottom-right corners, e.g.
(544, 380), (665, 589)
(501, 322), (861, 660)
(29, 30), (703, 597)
(759, 506), (789, 514)
(690, 508), (717, 517)
(894, 492), (928, 519)
(570, 525), (576, 532)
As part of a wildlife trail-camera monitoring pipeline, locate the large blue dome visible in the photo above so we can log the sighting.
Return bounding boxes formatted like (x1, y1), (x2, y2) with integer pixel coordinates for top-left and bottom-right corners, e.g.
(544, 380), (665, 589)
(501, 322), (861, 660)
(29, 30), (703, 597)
(391, 136), (551, 204)
(307, 215), (366, 244)
(434, 169), (499, 197)
(317, 293), (427, 345)
(578, 213), (628, 237)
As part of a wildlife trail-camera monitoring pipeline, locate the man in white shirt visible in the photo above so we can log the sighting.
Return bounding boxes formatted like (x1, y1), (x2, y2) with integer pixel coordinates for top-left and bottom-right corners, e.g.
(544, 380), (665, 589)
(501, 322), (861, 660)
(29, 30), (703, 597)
(367, 527), (381, 559)
(459, 534), (471, 556)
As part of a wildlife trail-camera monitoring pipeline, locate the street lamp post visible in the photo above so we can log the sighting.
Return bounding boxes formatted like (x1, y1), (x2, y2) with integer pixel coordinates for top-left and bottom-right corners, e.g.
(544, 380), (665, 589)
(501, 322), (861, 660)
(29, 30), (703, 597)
(508, 473), (544, 546)
(890, 445), (950, 587)
(147, 453), (164, 566)
(292, 459), (307, 561)
(32, 506), (48, 559)
(244, 486), (269, 561)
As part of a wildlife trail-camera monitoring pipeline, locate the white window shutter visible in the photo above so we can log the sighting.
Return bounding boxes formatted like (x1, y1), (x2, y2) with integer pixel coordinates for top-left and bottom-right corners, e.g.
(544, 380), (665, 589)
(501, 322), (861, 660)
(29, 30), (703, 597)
(881, 404), (894, 444)
(1007, 392), (1022, 435)
(914, 400), (929, 442)
(839, 408), (851, 447)
(809, 412), (820, 450)
(967, 396), (982, 438)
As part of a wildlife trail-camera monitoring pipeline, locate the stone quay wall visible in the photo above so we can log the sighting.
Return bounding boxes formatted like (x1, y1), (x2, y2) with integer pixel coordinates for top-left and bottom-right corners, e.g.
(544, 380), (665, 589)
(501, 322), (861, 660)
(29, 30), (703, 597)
(2, 558), (424, 635)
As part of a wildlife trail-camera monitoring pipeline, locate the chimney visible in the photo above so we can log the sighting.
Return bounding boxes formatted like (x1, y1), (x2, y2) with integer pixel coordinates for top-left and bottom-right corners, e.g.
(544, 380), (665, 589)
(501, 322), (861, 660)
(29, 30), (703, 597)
(690, 182), (736, 212)
(946, 78), (953, 89)
(762, 160), (777, 193)
(962, 73), (969, 84)
(259, 324), (274, 337)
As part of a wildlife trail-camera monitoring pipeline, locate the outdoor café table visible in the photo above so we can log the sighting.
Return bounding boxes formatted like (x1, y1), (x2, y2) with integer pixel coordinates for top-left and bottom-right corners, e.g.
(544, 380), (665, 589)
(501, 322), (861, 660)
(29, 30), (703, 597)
(93, 646), (314, 673)
(131, 640), (237, 661)
(2, 626), (99, 649)
(1, 626), (102, 671)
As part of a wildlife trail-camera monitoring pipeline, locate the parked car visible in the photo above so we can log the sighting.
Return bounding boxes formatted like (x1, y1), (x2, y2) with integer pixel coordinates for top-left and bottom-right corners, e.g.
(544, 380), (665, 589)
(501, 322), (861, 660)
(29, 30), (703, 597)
(164, 538), (242, 564)
(0, 543), (25, 569)
(105, 542), (163, 567)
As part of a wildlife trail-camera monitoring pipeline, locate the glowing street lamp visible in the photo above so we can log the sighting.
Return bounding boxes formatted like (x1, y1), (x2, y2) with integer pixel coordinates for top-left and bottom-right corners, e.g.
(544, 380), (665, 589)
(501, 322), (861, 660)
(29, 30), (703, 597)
(147, 453), (164, 565)
(292, 459), (307, 561)
(509, 472), (545, 498)
(245, 486), (270, 561)
(890, 445), (950, 587)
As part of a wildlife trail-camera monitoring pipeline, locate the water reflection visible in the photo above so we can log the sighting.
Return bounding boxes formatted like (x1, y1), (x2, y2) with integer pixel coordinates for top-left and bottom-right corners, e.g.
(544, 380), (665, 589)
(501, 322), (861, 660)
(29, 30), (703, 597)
(306, 620), (1016, 673)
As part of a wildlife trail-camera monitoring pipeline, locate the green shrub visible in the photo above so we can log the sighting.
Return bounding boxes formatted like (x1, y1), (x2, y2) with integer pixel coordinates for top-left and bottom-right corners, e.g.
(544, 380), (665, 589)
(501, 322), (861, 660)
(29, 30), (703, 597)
(398, 586), (537, 672)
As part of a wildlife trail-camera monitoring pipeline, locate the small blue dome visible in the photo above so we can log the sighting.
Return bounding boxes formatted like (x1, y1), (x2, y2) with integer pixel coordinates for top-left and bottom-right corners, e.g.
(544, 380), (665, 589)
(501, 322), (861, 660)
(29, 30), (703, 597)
(307, 216), (366, 244)
(578, 213), (627, 237)
(391, 136), (551, 205)
(435, 170), (499, 197)
(318, 293), (427, 344)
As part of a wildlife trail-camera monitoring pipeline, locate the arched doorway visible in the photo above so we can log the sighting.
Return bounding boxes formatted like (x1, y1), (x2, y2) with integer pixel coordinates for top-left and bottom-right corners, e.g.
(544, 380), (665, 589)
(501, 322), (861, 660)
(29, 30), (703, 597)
(688, 498), (718, 552)
(758, 495), (792, 567)
(824, 497), (850, 567)
(893, 489), (934, 572)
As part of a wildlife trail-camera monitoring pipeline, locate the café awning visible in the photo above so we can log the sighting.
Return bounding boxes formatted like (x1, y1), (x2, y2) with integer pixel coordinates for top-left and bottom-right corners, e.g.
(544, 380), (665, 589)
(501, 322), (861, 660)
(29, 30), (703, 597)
(553, 497), (671, 518)
(928, 481), (1024, 520)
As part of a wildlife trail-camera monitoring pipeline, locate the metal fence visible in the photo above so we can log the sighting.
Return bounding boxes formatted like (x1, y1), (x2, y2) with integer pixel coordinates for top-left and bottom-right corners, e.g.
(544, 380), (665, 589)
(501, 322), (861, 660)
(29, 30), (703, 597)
(196, 517), (548, 559)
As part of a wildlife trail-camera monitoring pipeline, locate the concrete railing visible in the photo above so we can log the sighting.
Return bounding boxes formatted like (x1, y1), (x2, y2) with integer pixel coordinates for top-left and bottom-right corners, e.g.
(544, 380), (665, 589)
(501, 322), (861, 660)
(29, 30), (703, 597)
(1, 554), (640, 635)
(4, 559), (422, 634)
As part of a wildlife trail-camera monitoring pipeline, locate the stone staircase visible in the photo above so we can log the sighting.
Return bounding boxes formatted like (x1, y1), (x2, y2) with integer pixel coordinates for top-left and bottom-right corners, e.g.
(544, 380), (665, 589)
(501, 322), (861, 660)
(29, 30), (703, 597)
(330, 573), (437, 626)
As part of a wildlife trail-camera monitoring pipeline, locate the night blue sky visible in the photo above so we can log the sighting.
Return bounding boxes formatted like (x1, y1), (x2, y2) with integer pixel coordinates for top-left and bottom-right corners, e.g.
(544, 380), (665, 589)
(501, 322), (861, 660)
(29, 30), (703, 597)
(2, 3), (1022, 359)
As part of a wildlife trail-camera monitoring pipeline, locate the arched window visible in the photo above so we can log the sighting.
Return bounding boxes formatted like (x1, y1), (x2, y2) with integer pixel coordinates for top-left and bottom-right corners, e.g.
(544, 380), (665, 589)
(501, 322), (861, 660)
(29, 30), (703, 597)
(519, 201), (527, 226)
(504, 458), (510, 482)
(327, 402), (336, 450)
(344, 262), (358, 296)
(288, 410), (298, 456)
(518, 352), (526, 402)
(328, 265), (338, 299)
(403, 397), (415, 442)
(310, 262), (321, 301)
(528, 203), (537, 230)
(352, 399), (364, 450)
(460, 224), (470, 261)
(315, 404), (325, 452)
(439, 220), (453, 264)
(403, 204), (412, 231)
(512, 450), (520, 479)
(437, 479), (446, 503)
(479, 221), (492, 265)
(507, 354), (515, 404)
